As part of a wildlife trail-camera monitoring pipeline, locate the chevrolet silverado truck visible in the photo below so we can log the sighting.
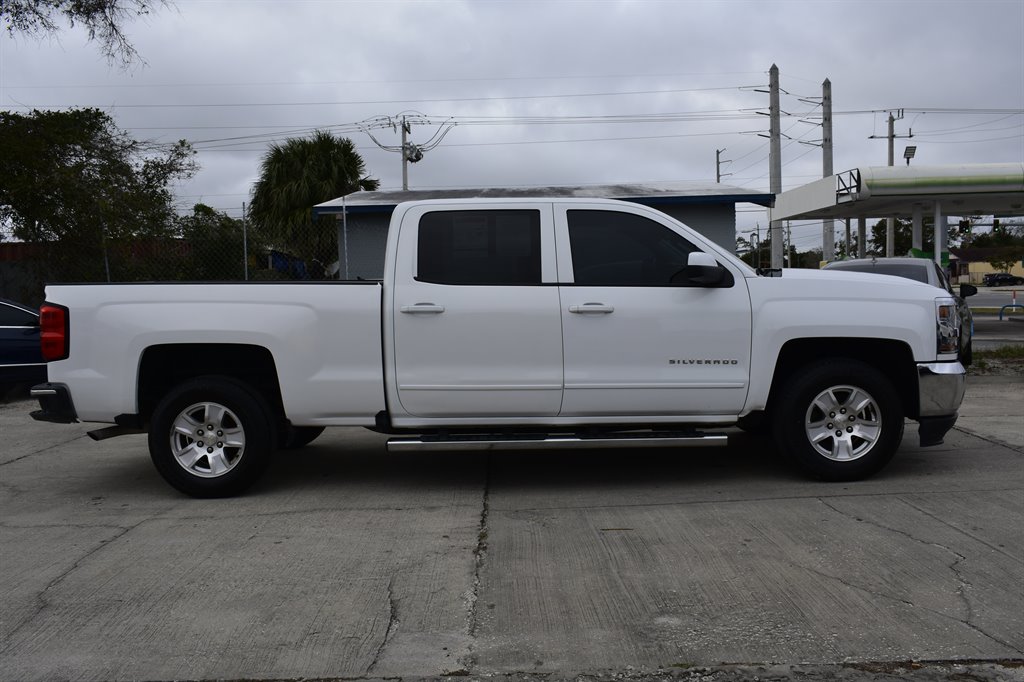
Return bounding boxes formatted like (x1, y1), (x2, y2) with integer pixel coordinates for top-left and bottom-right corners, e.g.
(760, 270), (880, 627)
(30, 198), (966, 497)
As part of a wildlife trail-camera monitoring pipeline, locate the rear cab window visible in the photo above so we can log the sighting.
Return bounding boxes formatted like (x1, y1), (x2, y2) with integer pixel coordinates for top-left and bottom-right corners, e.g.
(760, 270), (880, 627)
(417, 210), (542, 285)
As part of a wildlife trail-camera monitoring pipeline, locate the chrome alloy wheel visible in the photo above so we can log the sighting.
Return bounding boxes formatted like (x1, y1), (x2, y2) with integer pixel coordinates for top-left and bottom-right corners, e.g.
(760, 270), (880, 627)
(804, 385), (882, 462)
(169, 402), (246, 478)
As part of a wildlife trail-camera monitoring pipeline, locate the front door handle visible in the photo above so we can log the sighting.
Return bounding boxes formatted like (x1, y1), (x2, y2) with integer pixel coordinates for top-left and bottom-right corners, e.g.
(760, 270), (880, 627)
(400, 303), (445, 314)
(569, 303), (614, 314)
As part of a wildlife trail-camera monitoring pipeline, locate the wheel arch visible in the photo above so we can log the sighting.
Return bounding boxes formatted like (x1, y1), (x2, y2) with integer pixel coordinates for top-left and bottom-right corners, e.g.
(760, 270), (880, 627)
(137, 344), (285, 424)
(768, 338), (920, 418)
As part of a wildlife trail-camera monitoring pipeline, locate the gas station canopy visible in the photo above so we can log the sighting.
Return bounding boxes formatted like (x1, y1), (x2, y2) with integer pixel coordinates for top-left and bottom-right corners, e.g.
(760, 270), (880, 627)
(772, 163), (1024, 221)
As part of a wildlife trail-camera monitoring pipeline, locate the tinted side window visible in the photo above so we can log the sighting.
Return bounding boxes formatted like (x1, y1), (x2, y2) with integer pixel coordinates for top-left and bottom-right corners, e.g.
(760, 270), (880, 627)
(567, 210), (698, 285)
(418, 210), (542, 285)
(0, 303), (38, 327)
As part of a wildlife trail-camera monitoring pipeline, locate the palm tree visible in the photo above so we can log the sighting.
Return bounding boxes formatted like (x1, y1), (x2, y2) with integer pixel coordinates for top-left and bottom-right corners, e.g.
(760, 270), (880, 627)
(248, 131), (379, 272)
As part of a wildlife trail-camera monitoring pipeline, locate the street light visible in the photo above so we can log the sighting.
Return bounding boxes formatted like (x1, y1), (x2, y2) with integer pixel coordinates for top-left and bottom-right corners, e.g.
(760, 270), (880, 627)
(904, 146), (917, 166)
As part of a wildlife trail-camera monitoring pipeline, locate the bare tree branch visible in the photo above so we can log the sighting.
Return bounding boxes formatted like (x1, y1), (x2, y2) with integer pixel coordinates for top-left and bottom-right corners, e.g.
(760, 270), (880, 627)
(1, 0), (168, 65)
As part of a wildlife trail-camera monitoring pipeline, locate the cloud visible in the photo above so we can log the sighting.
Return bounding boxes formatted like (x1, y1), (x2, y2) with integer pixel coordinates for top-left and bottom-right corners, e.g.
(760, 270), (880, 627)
(2, 0), (1022, 244)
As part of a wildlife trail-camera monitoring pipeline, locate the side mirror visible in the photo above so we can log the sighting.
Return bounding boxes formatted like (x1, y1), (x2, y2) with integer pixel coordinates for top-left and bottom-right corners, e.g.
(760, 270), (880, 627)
(959, 283), (978, 298)
(671, 252), (733, 287)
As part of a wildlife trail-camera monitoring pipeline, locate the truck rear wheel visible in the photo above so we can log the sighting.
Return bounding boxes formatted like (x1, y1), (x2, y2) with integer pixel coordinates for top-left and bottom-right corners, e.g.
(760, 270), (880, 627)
(772, 360), (904, 481)
(148, 376), (276, 497)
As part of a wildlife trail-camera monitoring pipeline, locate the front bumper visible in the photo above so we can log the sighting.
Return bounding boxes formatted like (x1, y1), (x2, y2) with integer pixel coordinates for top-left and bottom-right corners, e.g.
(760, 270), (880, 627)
(916, 362), (966, 447)
(30, 383), (78, 424)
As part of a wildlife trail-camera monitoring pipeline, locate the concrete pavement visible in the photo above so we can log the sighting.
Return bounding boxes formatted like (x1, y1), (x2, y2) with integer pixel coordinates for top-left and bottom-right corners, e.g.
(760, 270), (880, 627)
(0, 376), (1021, 681)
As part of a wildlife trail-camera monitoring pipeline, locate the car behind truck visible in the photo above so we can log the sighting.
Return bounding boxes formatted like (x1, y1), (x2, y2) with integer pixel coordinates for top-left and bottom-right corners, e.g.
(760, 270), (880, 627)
(30, 198), (966, 496)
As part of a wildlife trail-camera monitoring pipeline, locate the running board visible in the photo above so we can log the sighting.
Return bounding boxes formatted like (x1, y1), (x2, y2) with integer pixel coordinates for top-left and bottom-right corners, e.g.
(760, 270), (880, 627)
(386, 431), (728, 453)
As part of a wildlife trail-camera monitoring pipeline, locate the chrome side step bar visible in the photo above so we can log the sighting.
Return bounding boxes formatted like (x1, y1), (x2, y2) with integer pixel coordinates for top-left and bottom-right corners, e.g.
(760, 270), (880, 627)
(386, 431), (728, 453)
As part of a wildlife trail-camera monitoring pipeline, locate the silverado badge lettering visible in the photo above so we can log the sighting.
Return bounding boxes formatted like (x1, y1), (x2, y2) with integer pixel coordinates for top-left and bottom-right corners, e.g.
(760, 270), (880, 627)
(669, 359), (740, 365)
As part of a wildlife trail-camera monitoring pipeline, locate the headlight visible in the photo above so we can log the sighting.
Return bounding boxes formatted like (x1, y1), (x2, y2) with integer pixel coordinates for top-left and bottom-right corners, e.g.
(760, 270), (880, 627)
(935, 297), (960, 355)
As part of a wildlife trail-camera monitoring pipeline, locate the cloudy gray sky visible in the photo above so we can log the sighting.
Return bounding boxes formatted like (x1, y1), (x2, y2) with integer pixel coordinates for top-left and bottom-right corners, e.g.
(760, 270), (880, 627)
(3, 0), (1022, 251)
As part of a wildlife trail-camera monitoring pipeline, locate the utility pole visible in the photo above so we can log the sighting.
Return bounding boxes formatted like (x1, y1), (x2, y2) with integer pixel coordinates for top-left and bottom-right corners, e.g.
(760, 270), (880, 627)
(870, 109), (912, 257)
(787, 221), (794, 266)
(769, 64), (783, 269)
(716, 148), (731, 183)
(362, 114), (447, 191)
(755, 223), (762, 269)
(821, 78), (834, 262)
(399, 114), (407, 188)
(242, 201), (249, 281)
(885, 112), (896, 257)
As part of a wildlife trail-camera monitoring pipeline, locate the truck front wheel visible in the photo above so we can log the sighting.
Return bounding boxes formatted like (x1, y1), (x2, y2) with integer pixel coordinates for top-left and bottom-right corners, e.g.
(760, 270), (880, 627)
(772, 360), (904, 481)
(148, 377), (276, 497)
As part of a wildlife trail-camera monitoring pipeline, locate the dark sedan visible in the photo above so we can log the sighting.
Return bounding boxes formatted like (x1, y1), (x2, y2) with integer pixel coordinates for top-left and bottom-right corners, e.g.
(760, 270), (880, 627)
(1, 298), (47, 386)
(983, 273), (1024, 287)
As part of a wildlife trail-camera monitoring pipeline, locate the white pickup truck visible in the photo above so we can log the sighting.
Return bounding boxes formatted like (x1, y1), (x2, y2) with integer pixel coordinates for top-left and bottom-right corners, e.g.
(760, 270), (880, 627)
(30, 198), (966, 496)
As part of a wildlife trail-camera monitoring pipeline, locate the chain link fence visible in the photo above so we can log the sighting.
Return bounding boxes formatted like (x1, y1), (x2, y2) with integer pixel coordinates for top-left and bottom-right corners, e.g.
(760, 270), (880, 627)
(0, 220), (339, 307)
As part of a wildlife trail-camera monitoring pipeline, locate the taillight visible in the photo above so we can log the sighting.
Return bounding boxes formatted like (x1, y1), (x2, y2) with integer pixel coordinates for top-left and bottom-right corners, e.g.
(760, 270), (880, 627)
(39, 303), (69, 362)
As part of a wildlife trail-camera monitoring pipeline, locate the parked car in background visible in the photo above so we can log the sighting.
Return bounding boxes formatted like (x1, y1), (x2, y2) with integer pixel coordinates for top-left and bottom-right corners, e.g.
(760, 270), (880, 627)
(982, 273), (1024, 287)
(823, 257), (976, 364)
(1, 298), (47, 387)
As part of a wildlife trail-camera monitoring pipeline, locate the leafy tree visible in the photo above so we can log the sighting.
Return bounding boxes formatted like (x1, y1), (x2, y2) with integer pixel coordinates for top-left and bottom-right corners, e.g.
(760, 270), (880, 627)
(867, 217), (964, 257)
(736, 232), (821, 269)
(2, 0), (165, 64)
(972, 222), (1024, 272)
(248, 130), (379, 274)
(971, 220), (1024, 248)
(0, 108), (195, 285)
(175, 203), (260, 281)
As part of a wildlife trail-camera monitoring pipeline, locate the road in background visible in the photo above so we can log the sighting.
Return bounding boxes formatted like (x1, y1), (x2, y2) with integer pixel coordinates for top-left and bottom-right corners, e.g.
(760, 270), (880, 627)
(969, 287), (1023, 311)
(971, 313), (1024, 351)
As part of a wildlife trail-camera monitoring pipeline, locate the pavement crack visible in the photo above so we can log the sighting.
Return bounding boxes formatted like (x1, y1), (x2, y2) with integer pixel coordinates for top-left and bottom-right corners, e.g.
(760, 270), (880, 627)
(898, 497), (1018, 561)
(819, 497), (1022, 654)
(0, 522), (131, 531)
(0, 432), (91, 467)
(952, 426), (1024, 455)
(0, 518), (143, 654)
(366, 576), (400, 675)
(783, 554), (918, 607)
(459, 454), (491, 671)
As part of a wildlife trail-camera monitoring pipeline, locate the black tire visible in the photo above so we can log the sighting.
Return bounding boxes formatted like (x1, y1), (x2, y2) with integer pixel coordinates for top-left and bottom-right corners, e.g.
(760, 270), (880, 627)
(148, 376), (277, 497)
(772, 359), (904, 481)
(961, 339), (973, 367)
(279, 425), (326, 450)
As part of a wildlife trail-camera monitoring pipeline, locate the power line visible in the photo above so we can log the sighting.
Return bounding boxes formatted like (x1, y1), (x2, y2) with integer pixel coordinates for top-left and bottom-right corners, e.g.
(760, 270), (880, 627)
(0, 70), (769, 90)
(0, 85), (754, 109)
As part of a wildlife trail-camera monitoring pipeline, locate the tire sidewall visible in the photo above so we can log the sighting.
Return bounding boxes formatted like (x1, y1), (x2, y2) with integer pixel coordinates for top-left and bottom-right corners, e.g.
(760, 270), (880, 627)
(773, 360), (904, 481)
(148, 376), (276, 497)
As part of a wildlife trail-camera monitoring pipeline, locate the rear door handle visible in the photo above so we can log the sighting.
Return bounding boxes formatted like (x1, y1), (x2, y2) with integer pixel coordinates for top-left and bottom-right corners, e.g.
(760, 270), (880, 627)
(569, 303), (614, 314)
(400, 303), (445, 314)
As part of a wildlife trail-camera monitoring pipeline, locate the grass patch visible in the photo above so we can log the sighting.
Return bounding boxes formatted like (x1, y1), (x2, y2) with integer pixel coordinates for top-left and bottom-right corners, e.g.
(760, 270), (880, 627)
(975, 344), (1024, 360)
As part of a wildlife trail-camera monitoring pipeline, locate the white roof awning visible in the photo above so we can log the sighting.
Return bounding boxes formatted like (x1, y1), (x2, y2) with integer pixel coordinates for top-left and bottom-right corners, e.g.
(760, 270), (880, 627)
(772, 163), (1024, 221)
